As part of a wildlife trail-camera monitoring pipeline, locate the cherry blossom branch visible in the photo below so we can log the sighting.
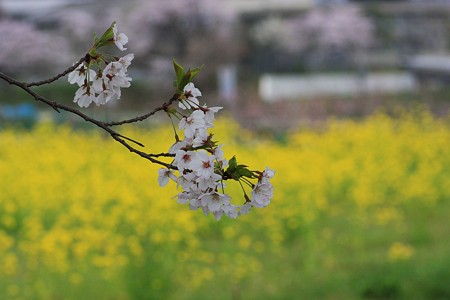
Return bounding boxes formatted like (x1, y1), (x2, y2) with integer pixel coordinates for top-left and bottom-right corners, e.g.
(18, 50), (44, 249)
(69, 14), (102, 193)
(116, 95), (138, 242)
(26, 55), (90, 87)
(0, 22), (275, 221)
(0, 71), (176, 170)
(104, 94), (179, 127)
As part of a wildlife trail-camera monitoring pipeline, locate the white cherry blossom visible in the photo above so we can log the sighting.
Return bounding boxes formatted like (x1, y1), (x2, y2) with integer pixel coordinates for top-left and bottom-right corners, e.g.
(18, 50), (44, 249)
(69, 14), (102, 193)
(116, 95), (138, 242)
(239, 202), (252, 216)
(179, 110), (206, 139)
(197, 173), (222, 191)
(190, 150), (216, 179)
(251, 182), (273, 208)
(118, 53), (134, 69)
(176, 192), (190, 205)
(179, 82), (202, 109)
(168, 139), (189, 154)
(203, 106), (222, 128)
(213, 145), (228, 169)
(157, 76), (274, 219)
(158, 168), (177, 187)
(74, 85), (96, 108)
(103, 61), (132, 91)
(68, 64), (95, 86)
(69, 55), (133, 107)
(177, 172), (198, 192)
(174, 150), (196, 173)
(200, 191), (230, 213)
(189, 196), (202, 210)
(223, 204), (238, 219)
(95, 88), (117, 105)
(212, 210), (224, 221)
(113, 23), (128, 51)
(192, 127), (209, 148)
(261, 167), (275, 183)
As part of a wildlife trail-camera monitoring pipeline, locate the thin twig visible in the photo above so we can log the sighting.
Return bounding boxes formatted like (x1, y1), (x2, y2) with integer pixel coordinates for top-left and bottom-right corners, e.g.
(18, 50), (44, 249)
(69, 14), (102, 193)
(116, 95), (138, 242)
(26, 55), (89, 87)
(0, 71), (177, 170)
(104, 94), (179, 127)
(149, 152), (176, 158)
(115, 133), (145, 147)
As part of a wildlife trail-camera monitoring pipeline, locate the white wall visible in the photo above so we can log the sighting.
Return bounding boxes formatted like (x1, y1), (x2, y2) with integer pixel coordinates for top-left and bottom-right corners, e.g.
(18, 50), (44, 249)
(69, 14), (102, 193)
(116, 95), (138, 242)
(259, 72), (417, 102)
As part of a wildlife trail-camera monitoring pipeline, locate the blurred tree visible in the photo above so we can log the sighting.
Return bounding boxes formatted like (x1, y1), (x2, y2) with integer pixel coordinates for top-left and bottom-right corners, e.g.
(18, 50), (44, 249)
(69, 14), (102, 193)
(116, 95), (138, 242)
(0, 18), (70, 78)
(249, 4), (375, 72)
(54, 8), (111, 54)
(286, 4), (375, 71)
(52, 0), (238, 91)
(123, 0), (238, 85)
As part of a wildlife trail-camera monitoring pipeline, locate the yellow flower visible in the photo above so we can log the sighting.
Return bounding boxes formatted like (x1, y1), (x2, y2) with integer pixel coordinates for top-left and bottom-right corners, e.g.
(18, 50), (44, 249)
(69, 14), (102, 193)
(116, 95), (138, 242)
(388, 242), (414, 261)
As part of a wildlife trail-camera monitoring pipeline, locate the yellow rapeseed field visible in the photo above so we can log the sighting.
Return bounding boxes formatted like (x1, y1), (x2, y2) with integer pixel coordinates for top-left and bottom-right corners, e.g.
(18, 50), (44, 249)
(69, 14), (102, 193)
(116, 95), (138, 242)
(0, 111), (449, 299)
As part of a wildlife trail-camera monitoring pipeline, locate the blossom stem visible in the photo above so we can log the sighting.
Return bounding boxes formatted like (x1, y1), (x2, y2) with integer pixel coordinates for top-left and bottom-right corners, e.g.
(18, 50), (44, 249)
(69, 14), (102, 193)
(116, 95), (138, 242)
(186, 99), (200, 109)
(168, 113), (180, 141)
(240, 177), (254, 188)
(237, 179), (250, 199)
(179, 101), (190, 111)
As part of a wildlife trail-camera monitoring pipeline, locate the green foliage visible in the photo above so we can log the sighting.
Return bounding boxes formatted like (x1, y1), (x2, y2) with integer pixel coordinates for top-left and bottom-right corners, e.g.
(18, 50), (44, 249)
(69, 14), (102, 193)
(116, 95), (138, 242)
(172, 59), (203, 93)
(90, 21), (116, 55)
(225, 156), (255, 181)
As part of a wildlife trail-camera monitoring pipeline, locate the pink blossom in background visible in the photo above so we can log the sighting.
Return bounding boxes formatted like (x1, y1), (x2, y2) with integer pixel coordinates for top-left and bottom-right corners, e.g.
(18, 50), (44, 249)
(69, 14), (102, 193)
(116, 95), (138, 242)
(1, 0), (237, 79)
(124, 0), (237, 63)
(56, 9), (98, 41)
(54, 8), (121, 54)
(287, 5), (375, 52)
(0, 19), (70, 76)
(251, 17), (292, 49)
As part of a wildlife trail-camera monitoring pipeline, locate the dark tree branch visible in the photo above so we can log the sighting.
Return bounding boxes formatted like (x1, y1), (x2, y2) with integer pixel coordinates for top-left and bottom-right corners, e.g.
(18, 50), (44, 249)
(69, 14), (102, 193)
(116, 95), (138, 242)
(104, 94), (179, 127)
(115, 133), (145, 147)
(26, 55), (90, 87)
(149, 152), (176, 158)
(0, 70), (177, 170)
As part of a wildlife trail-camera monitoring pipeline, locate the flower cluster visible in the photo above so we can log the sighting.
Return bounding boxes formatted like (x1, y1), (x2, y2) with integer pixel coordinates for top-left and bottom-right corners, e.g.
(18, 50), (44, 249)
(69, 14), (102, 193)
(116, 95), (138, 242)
(64, 22), (275, 221)
(68, 23), (133, 107)
(158, 82), (275, 220)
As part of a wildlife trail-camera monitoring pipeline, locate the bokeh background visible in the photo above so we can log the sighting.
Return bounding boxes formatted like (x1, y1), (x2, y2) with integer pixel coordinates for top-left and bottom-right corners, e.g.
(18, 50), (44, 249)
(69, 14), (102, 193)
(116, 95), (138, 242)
(1, 0), (450, 299)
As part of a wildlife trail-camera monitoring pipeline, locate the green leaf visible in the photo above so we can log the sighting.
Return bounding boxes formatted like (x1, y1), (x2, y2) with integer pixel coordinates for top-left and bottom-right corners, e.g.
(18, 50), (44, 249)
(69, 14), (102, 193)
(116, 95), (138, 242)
(237, 167), (253, 178)
(93, 33), (99, 44)
(171, 60), (203, 92)
(224, 156), (255, 181)
(178, 70), (192, 92)
(189, 65), (203, 81)
(228, 156), (237, 170)
(231, 173), (241, 181)
(173, 59), (184, 83)
(93, 21), (116, 50)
